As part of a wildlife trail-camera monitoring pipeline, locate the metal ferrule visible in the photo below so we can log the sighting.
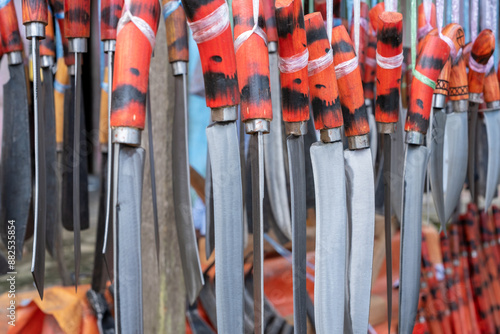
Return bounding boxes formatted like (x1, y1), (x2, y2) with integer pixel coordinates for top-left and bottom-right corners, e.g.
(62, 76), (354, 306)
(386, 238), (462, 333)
(25, 22), (45, 39)
(405, 131), (424, 145)
(320, 127), (342, 143)
(103, 40), (116, 53)
(377, 122), (396, 134)
(347, 134), (370, 150)
(245, 119), (270, 134)
(56, 142), (63, 153)
(112, 127), (142, 146)
(7, 51), (23, 65)
(451, 100), (468, 113)
(469, 93), (483, 104)
(285, 121), (307, 136)
(69, 38), (88, 53)
(40, 55), (54, 68)
(486, 100), (500, 110)
(101, 143), (108, 153)
(211, 106), (238, 122)
(432, 94), (446, 109)
(365, 98), (372, 107)
(268, 41), (277, 53)
(68, 65), (76, 76)
(172, 61), (188, 76)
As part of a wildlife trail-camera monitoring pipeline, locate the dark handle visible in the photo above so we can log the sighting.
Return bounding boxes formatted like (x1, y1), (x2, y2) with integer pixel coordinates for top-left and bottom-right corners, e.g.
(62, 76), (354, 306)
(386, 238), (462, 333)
(40, 6), (56, 57)
(468, 29), (495, 95)
(22, 0), (48, 25)
(163, 0), (189, 63)
(262, 0), (276, 43)
(275, 0), (309, 123)
(0, 0), (24, 53)
(101, 0), (123, 41)
(110, 0), (160, 130)
(233, 0), (271, 122)
(64, 0), (91, 39)
(305, 12), (342, 130)
(331, 25), (368, 138)
(375, 11), (403, 125)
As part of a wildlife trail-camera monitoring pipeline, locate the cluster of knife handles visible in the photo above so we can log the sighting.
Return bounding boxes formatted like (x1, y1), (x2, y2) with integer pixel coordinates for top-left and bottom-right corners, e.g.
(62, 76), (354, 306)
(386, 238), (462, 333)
(1, 0), (500, 332)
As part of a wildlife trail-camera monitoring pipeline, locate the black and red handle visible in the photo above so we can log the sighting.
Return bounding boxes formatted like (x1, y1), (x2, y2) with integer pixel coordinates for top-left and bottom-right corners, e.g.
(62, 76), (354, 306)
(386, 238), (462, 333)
(110, 0), (160, 130)
(0, 0), (24, 54)
(304, 12), (342, 131)
(22, 0), (48, 25)
(64, 0), (91, 39)
(40, 6), (56, 58)
(101, 0), (123, 41)
(262, 0), (277, 43)
(49, 0), (73, 65)
(162, 0), (188, 63)
(467, 29), (495, 95)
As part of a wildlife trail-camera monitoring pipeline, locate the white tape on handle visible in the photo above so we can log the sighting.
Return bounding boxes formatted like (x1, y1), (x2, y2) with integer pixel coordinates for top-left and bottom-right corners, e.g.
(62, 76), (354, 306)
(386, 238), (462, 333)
(308, 48), (333, 76)
(376, 51), (404, 69)
(334, 56), (358, 79)
(188, 3), (230, 44)
(233, 0), (268, 53)
(278, 48), (310, 73)
(117, 0), (157, 49)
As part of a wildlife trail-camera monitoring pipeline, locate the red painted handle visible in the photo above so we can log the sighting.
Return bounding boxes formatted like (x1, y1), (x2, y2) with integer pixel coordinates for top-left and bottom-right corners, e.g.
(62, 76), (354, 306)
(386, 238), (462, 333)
(314, 0), (340, 22)
(0, 0), (23, 53)
(40, 6), (55, 57)
(349, 2), (368, 78)
(331, 25), (368, 138)
(404, 35), (449, 135)
(64, 0), (91, 39)
(110, 0), (160, 130)
(375, 11), (402, 124)
(262, 0), (277, 43)
(275, 0), (309, 123)
(181, 0), (239, 108)
(444, 24), (468, 101)
(483, 66), (500, 103)
(49, 0), (73, 65)
(22, 0), (48, 25)
(101, 0), (123, 41)
(305, 12), (342, 130)
(163, 0), (189, 63)
(417, 2), (435, 41)
(233, 0), (271, 122)
(468, 29), (495, 95)
(368, 2), (383, 32)
(363, 33), (376, 100)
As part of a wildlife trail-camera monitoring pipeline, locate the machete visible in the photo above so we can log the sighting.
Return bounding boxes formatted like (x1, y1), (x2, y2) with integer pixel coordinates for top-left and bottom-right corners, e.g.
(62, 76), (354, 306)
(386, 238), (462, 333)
(304, 12), (346, 333)
(399, 34), (449, 333)
(0, 0), (32, 260)
(275, 0), (309, 331)
(110, 0), (160, 331)
(181, 0), (244, 330)
(232, 0), (272, 331)
(162, 0), (204, 304)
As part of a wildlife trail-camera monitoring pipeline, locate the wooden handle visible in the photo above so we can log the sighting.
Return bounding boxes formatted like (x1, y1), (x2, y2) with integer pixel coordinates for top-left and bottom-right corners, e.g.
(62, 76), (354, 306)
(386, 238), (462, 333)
(305, 12), (342, 130)
(483, 66), (500, 103)
(181, 0), (239, 108)
(110, 0), (160, 129)
(363, 33), (376, 100)
(22, 0), (48, 25)
(405, 35), (449, 135)
(275, 0), (309, 123)
(101, 0), (123, 41)
(468, 29), (495, 95)
(375, 11), (402, 124)
(64, 0), (91, 39)
(262, 0), (277, 43)
(40, 6), (55, 57)
(100, 66), (109, 144)
(54, 57), (68, 145)
(349, 1), (369, 77)
(417, 2), (436, 41)
(331, 25), (368, 138)
(444, 25), (468, 101)
(424, 28), (452, 97)
(314, 0), (340, 21)
(0, 0), (23, 53)
(368, 2), (384, 31)
(163, 0), (189, 63)
(49, 0), (73, 65)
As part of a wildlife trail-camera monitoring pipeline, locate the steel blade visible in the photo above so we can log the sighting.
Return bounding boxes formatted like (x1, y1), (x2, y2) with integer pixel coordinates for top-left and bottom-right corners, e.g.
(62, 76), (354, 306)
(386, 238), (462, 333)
(1, 63), (31, 258)
(383, 134), (392, 332)
(310, 141), (346, 333)
(344, 148), (375, 334)
(205, 151), (215, 259)
(206, 122), (244, 333)
(398, 144), (429, 334)
(172, 73), (204, 303)
(73, 54), (82, 289)
(429, 109), (447, 228)
(368, 111), (377, 167)
(263, 52), (292, 241)
(468, 102), (479, 202)
(286, 134), (307, 334)
(391, 105), (407, 223)
(483, 110), (500, 210)
(443, 112), (468, 222)
(497, 112), (500, 190)
(113, 145), (145, 333)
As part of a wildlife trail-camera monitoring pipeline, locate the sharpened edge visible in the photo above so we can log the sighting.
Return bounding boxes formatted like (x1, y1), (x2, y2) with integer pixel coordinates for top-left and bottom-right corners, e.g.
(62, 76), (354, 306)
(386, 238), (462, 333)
(483, 111), (500, 211)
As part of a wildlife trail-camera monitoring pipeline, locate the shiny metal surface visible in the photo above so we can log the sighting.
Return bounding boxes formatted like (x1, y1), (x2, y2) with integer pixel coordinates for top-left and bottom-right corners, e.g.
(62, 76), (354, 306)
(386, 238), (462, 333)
(383, 133), (392, 332)
(430, 108), (447, 227)
(25, 22), (45, 38)
(73, 53), (82, 289)
(285, 121), (308, 136)
(211, 106), (238, 122)
(366, 101), (377, 165)
(483, 110), (500, 210)
(172, 61), (187, 76)
(468, 102), (479, 203)
(113, 127), (142, 146)
(347, 134), (370, 150)
(405, 131), (425, 145)
(320, 127), (341, 143)
(7, 51), (22, 65)
(69, 37), (87, 53)
(245, 119), (270, 134)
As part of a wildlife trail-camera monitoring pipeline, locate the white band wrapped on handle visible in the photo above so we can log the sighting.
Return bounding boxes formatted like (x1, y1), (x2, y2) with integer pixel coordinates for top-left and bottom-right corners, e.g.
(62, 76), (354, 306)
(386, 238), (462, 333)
(469, 56), (489, 73)
(188, 3), (230, 44)
(376, 51), (404, 69)
(278, 48), (309, 73)
(117, 0), (157, 49)
(308, 48), (333, 76)
(365, 56), (376, 67)
(417, 0), (433, 40)
(233, 0), (268, 53)
(334, 56), (358, 79)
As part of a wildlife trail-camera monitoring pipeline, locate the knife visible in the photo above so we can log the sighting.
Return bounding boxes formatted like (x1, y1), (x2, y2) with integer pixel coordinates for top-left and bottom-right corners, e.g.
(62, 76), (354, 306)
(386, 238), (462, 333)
(274, 0), (309, 331)
(162, 0), (204, 304)
(180, 0), (243, 330)
(304, 12), (346, 333)
(0, 0), (32, 262)
(417, 0), (436, 42)
(399, 34), (449, 333)
(110, 0), (160, 331)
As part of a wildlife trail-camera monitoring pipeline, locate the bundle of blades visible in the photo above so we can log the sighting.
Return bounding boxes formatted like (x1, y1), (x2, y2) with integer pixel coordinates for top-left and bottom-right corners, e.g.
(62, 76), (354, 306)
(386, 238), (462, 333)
(110, 0), (160, 332)
(180, 0), (244, 330)
(304, 12), (346, 333)
(331, 24), (375, 334)
(162, 0), (204, 304)
(399, 34), (449, 333)
(0, 0), (32, 268)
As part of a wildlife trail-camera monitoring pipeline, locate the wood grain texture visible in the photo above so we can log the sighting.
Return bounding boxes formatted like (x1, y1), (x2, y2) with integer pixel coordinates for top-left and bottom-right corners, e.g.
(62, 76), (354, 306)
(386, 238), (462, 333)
(100, 0), (123, 41)
(467, 29), (495, 95)
(331, 25), (368, 137)
(22, 0), (48, 25)
(54, 57), (68, 145)
(305, 12), (341, 130)
(64, 0), (91, 38)
(262, 0), (277, 43)
(40, 6), (55, 57)
(110, 0), (160, 129)
(483, 66), (500, 103)
(445, 24), (468, 101)
(0, 0), (23, 53)
(99, 66), (109, 144)
(163, 0), (188, 63)
(313, 0), (340, 21)
(417, 2), (435, 41)
(368, 2), (383, 32)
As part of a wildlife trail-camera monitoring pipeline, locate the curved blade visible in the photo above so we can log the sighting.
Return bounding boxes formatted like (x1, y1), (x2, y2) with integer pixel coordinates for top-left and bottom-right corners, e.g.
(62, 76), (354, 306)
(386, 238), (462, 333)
(205, 152), (215, 259)
(264, 52), (292, 241)
(483, 110), (500, 210)
(206, 122), (244, 333)
(310, 141), (346, 333)
(467, 103), (479, 202)
(443, 112), (468, 222)
(398, 144), (429, 334)
(113, 145), (145, 333)
(429, 109), (447, 228)
(344, 148), (375, 334)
